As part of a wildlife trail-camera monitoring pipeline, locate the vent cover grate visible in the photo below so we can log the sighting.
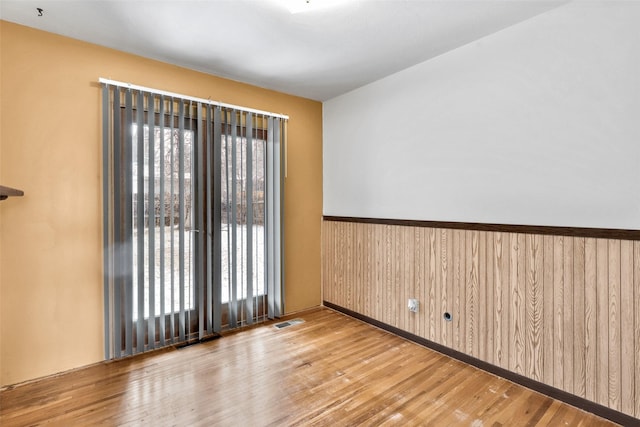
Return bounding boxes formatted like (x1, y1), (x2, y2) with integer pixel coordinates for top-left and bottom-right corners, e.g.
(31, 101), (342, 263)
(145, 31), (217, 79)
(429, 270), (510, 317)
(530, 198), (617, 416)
(273, 318), (305, 329)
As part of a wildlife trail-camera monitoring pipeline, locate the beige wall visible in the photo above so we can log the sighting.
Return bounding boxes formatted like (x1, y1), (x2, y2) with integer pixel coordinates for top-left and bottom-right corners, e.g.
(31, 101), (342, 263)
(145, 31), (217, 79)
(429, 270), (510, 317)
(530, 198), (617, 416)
(323, 1), (640, 230)
(0, 21), (322, 387)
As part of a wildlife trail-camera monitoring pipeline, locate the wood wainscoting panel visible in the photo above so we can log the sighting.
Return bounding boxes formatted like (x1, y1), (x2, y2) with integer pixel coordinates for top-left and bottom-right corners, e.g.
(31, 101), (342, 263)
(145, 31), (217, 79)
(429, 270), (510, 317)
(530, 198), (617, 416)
(322, 219), (640, 420)
(620, 240), (635, 415)
(573, 236), (586, 399)
(585, 237), (598, 403)
(635, 241), (640, 418)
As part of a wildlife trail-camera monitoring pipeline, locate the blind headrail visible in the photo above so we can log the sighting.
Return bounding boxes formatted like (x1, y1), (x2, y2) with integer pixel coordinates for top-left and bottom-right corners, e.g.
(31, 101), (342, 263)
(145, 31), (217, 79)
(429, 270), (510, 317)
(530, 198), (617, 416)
(98, 78), (289, 120)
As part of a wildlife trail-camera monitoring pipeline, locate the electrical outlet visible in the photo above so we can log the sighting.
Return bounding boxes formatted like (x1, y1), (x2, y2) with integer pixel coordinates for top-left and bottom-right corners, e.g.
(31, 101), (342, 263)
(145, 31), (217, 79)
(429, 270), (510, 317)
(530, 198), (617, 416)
(408, 298), (419, 313)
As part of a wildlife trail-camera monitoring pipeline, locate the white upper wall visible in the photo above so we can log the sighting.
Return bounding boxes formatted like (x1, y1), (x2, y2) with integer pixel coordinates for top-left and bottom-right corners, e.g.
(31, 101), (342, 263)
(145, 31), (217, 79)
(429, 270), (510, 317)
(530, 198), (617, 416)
(323, 1), (640, 229)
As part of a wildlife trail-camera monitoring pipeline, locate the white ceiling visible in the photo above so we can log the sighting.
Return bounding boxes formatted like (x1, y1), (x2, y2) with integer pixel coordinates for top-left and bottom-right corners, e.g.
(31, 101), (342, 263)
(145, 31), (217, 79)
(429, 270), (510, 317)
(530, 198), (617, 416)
(1, 0), (566, 101)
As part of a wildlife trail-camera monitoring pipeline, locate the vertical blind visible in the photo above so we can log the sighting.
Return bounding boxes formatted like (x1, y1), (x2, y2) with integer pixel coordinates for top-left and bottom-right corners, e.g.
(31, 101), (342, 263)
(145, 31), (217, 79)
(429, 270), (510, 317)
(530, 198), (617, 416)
(102, 80), (286, 359)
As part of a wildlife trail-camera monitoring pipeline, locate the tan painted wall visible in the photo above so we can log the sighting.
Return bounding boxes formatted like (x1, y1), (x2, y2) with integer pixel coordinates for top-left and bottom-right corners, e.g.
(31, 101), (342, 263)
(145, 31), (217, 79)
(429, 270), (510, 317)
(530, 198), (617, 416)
(0, 20), (322, 387)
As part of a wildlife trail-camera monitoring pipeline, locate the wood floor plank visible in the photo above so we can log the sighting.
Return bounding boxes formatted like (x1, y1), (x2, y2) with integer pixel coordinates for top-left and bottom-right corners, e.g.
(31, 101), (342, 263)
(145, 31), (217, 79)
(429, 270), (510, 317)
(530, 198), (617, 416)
(0, 308), (618, 427)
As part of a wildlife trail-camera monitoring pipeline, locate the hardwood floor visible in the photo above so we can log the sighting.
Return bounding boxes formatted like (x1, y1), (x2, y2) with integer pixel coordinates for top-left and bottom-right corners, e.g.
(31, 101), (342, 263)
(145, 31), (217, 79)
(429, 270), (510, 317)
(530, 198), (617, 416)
(0, 308), (617, 426)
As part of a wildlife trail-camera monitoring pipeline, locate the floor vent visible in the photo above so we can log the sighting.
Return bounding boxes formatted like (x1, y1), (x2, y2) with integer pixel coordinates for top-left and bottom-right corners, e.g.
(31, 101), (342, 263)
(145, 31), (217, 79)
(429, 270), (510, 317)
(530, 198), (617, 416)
(273, 318), (305, 329)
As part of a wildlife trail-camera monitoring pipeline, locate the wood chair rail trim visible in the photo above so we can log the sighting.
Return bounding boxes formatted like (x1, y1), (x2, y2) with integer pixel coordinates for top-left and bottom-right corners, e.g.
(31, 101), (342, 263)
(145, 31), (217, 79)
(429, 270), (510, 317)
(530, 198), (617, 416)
(323, 215), (640, 241)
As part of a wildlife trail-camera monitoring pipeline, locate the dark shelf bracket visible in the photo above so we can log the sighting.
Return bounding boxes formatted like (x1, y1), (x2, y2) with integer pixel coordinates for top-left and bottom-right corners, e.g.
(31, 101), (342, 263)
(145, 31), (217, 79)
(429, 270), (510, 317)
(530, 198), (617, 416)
(0, 185), (24, 201)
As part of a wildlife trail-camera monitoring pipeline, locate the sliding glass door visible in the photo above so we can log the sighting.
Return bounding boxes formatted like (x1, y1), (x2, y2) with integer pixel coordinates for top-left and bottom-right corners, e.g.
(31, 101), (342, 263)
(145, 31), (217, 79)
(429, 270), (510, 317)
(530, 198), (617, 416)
(102, 83), (284, 359)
